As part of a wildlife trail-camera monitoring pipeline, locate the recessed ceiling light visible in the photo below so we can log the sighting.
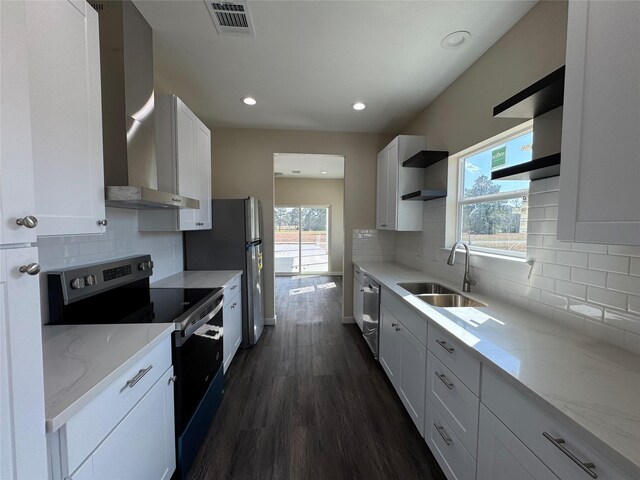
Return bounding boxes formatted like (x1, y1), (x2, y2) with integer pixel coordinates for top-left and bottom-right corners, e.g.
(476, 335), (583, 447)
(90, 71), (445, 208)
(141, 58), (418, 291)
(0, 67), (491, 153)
(351, 102), (366, 111)
(441, 31), (471, 50)
(321, 171), (328, 175)
(242, 96), (257, 106)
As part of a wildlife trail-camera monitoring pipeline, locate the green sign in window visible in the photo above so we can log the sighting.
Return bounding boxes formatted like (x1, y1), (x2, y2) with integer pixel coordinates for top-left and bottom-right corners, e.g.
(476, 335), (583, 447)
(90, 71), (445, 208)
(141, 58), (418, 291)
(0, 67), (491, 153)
(491, 146), (506, 170)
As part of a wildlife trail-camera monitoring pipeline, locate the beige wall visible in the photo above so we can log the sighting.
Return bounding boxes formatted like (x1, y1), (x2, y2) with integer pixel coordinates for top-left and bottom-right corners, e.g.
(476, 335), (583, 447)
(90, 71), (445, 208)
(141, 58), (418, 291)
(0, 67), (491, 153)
(275, 178), (344, 274)
(403, 1), (568, 154)
(211, 128), (386, 321)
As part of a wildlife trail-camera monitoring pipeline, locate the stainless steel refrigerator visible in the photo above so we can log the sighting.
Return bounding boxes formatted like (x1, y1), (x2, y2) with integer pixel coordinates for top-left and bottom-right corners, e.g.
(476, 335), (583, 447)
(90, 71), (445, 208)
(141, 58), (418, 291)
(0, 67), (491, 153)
(184, 197), (264, 346)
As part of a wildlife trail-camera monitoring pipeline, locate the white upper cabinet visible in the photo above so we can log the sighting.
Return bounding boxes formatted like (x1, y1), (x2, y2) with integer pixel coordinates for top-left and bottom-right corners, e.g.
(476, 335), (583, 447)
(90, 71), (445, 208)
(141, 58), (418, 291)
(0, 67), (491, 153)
(139, 95), (212, 231)
(25, 0), (107, 236)
(0, 0), (37, 246)
(376, 135), (425, 231)
(558, 0), (640, 245)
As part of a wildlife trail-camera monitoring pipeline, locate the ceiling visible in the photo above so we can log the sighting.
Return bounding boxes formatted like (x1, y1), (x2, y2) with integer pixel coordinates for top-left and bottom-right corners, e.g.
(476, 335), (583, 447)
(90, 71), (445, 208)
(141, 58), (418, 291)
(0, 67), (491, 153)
(274, 153), (344, 179)
(134, 0), (536, 133)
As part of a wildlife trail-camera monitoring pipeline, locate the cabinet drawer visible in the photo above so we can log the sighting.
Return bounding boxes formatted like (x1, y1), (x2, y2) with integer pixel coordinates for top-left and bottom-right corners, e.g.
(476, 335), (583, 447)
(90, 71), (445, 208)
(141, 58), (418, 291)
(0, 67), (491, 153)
(425, 399), (477, 480)
(482, 368), (633, 480)
(381, 288), (427, 346)
(427, 351), (479, 458)
(354, 265), (365, 285)
(63, 337), (172, 474)
(428, 323), (480, 395)
(224, 274), (241, 302)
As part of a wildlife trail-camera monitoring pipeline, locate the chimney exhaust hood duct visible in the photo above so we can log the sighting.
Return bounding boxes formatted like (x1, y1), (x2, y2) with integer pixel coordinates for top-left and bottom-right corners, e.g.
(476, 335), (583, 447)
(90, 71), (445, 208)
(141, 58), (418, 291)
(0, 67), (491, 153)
(91, 0), (199, 210)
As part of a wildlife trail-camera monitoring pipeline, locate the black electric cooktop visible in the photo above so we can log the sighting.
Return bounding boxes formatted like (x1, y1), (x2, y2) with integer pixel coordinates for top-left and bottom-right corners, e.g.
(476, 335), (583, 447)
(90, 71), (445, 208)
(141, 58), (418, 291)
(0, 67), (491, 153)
(56, 286), (221, 325)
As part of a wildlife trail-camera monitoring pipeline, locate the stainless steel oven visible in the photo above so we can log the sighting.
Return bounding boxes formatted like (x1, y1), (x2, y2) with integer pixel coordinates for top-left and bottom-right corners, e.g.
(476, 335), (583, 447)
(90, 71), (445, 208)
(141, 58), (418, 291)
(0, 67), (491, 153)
(46, 255), (224, 479)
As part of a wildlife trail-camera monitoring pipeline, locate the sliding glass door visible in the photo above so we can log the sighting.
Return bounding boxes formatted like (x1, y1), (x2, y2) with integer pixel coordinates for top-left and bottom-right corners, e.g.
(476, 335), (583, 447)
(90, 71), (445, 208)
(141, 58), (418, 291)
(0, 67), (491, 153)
(275, 206), (329, 274)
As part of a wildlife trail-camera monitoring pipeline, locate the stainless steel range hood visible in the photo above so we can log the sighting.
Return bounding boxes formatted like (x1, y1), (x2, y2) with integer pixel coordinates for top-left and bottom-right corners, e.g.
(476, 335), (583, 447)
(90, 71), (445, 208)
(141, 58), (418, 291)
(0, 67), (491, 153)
(92, 0), (198, 210)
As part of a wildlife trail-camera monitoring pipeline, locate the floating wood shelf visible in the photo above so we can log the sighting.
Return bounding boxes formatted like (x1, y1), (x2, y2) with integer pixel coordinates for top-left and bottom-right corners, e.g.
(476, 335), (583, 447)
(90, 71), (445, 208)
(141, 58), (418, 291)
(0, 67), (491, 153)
(490, 153), (561, 181)
(493, 66), (565, 119)
(402, 150), (449, 168)
(402, 190), (448, 201)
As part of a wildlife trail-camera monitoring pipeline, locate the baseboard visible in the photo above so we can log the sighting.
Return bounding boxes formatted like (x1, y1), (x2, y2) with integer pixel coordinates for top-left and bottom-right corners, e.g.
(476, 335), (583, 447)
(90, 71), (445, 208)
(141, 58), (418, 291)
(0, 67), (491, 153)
(341, 316), (355, 324)
(264, 315), (277, 326)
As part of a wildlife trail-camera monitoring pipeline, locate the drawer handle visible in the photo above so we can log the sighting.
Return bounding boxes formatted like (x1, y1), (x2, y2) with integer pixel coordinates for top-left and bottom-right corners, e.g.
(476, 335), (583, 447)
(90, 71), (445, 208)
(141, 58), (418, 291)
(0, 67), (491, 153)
(395, 327), (401, 331)
(435, 371), (454, 390)
(542, 432), (597, 479)
(434, 423), (452, 446)
(125, 365), (153, 389)
(436, 338), (454, 353)
(391, 322), (397, 327)
(231, 302), (237, 309)
(230, 285), (237, 290)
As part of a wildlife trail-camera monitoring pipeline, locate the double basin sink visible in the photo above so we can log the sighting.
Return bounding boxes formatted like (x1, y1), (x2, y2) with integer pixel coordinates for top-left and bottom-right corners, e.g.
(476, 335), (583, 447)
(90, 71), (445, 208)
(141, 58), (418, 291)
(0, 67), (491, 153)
(397, 282), (486, 308)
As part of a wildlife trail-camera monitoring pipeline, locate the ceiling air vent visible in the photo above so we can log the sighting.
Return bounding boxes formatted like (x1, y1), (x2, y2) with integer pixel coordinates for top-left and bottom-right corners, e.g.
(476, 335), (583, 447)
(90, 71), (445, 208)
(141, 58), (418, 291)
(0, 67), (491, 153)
(205, 1), (255, 37)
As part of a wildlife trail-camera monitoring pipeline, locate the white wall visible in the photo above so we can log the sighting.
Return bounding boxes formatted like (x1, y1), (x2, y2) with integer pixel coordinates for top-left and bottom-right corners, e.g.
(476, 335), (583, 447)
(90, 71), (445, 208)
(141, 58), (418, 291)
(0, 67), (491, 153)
(38, 207), (183, 323)
(392, 177), (640, 355)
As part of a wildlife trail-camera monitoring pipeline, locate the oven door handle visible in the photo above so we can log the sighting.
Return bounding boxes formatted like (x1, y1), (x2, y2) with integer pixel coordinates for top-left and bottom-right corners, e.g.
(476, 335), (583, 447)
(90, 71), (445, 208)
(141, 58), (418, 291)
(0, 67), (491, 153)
(182, 296), (224, 339)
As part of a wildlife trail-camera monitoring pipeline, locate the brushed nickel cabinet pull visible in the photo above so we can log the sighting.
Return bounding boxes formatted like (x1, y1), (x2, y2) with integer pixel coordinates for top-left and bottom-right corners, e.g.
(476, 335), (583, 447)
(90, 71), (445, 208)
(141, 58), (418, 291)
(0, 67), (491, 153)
(16, 216), (38, 228)
(543, 432), (597, 479)
(434, 423), (452, 446)
(19, 263), (41, 275)
(435, 371), (454, 390)
(436, 338), (454, 353)
(125, 365), (153, 388)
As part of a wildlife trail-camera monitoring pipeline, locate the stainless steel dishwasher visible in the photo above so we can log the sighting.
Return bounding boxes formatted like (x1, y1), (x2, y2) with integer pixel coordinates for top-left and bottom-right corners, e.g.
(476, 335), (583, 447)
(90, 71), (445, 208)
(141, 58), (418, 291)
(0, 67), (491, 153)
(362, 274), (381, 359)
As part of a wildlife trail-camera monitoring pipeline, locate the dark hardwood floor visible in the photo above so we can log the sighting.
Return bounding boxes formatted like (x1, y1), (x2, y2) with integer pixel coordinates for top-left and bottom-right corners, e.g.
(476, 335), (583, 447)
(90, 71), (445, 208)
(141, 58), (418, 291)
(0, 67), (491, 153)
(187, 275), (446, 480)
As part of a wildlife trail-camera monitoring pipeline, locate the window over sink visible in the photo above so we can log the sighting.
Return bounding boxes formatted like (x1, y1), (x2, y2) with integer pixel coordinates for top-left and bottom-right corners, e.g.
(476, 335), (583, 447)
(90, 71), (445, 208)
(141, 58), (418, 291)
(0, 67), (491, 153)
(455, 126), (533, 257)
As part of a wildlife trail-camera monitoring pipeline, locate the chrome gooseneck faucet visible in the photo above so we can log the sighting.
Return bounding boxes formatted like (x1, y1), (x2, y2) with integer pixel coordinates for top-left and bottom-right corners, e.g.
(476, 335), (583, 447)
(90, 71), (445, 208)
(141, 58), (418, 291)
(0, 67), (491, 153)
(447, 241), (476, 292)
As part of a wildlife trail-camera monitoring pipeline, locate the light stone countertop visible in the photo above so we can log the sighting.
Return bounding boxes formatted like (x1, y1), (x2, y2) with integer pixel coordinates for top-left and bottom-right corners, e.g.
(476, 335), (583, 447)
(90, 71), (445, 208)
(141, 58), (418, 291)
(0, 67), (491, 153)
(151, 270), (243, 289)
(42, 323), (175, 433)
(355, 260), (640, 478)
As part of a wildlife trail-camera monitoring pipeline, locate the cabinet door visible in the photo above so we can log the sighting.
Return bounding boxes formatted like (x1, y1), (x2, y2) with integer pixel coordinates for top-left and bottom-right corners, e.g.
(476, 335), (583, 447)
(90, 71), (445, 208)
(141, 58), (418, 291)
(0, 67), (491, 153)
(0, 0), (37, 246)
(223, 293), (243, 373)
(177, 99), (199, 231)
(379, 305), (401, 389)
(558, 1), (640, 245)
(376, 149), (388, 229)
(0, 248), (47, 479)
(26, 0), (106, 236)
(194, 120), (212, 229)
(353, 278), (364, 331)
(87, 367), (176, 480)
(477, 405), (558, 480)
(385, 139), (399, 230)
(397, 325), (426, 436)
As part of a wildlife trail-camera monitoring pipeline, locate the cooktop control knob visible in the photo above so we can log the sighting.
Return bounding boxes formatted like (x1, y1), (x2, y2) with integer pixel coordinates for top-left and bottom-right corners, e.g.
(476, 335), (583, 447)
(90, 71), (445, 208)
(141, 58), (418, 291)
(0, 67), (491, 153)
(70, 278), (84, 290)
(138, 260), (153, 271)
(84, 274), (96, 287)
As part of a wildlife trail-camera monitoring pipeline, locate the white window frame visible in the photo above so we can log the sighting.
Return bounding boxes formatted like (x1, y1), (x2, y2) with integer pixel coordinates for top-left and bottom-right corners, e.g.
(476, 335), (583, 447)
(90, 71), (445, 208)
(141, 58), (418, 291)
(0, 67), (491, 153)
(455, 123), (533, 259)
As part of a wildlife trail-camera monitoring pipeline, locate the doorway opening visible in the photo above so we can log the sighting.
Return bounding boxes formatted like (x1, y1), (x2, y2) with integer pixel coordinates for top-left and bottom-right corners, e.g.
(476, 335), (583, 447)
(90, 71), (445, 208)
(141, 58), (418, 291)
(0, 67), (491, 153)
(275, 206), (330, 273)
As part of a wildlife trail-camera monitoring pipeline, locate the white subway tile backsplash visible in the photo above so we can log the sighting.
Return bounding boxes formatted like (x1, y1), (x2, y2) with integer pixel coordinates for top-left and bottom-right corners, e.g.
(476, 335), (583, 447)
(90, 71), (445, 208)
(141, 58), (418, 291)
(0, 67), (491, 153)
(607, 273), (640, 295)
(588, 253), (630, 274)
(571, 267), (606, 287)
(554, 250), (588, 268)
(379, 181), (640, 354)
(555, 280), (587, 299)
(587, 286), (628, 310)
(542, 263), (571, 281)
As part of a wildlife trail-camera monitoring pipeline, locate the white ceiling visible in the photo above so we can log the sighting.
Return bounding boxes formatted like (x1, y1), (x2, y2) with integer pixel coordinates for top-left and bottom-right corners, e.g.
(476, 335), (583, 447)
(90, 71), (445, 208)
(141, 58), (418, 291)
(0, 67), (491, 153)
(134, 0), (536, 133)
(274, 153), (344, 179)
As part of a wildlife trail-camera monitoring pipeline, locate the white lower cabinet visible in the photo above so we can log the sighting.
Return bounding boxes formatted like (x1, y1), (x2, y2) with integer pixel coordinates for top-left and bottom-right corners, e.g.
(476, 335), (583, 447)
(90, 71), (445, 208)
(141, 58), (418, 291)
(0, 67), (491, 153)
(69, 367), (176, 480)
(477, 405), (558, 480)
(223, 277), (243, 373)
(48, 338), (175, 480)
(425, 399), (477, 480)
(378, 303), (426, 435)
(379, 305), (401, 387)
